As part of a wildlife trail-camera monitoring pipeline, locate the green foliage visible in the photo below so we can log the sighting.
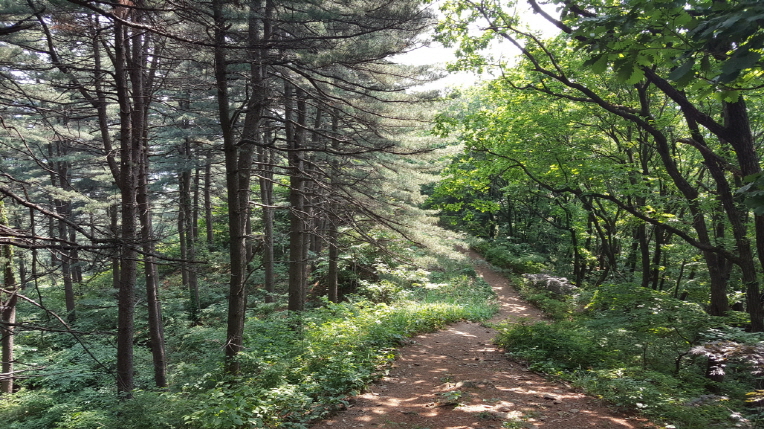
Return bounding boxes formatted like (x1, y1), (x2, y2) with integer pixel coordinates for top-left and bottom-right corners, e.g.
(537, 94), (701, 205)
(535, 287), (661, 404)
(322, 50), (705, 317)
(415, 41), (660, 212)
(424, 154), (502, 238)
(496, 320), (618, 372)
(513, 288), (574, 322)
(471, 239), (547, 274)
(495, 283), (761, 428)
(183, 291), (494, 428)
(738, 171), (764, 215)
(585, 284), (720, 361)
(0, 389), (191, 429)
(2, 246), (496, 429)
(184, 382), (313, 429)
(564, 0), (764, 93)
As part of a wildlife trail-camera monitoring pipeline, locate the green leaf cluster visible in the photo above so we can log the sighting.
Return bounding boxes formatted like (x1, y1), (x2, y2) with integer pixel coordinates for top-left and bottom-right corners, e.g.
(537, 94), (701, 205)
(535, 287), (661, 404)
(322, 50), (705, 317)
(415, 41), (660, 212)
(495, 282), (761, 428)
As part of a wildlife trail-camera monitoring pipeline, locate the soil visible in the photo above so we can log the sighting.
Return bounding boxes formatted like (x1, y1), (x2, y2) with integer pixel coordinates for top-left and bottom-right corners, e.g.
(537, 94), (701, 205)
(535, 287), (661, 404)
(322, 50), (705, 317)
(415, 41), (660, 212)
(309, 250), (657, 429)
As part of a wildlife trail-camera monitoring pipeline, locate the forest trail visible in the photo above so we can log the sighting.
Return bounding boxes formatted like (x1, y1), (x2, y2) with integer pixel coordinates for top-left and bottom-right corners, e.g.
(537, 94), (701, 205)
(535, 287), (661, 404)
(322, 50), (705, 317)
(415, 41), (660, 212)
(310, 250), (655, 429)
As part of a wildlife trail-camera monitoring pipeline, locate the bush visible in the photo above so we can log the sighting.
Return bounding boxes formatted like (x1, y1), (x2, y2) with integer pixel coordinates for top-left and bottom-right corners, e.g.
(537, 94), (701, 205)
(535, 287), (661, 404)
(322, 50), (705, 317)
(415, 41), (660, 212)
(471, 239), (547, 274)
(493, 282), (762, 429)
(495, 320), (617, 372)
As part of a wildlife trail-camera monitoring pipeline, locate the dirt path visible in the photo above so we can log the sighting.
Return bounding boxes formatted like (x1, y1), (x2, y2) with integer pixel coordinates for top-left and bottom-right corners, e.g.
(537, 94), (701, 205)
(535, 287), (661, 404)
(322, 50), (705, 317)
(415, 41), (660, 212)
(310, 251), (654, 429)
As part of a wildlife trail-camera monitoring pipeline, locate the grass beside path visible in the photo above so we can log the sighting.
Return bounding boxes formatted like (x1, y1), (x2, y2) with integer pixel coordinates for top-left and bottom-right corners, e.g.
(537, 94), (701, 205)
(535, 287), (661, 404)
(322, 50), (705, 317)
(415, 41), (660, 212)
(1, 248), (497, 429)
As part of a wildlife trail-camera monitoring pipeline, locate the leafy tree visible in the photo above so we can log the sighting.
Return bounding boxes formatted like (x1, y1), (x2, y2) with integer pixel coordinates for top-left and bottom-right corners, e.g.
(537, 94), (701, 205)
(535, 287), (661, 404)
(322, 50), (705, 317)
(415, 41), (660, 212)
(436, 0), (764, 330)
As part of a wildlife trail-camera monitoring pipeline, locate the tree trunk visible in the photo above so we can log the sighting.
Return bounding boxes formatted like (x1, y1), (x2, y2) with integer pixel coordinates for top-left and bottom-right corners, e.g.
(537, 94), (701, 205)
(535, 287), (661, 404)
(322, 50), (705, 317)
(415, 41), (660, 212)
(327, 221), (339, 303)
(1, 201), (17, 395)
(59, 215), (75, 322)
(204, 156), (214, 247)
(214, 0), (248, 374)
(721, 99), (763, 331)
(114, 14), (138, 397)
(650, 226), (664, 290)
(138, 121), (167, 388)
(193, 165), (201, 242)
(109, 203), (120, 291)
(215, 0), (268, 374)
(49, 141), (76, 322)
(70, 224), (82, 284)
(258, 129), (275, 303)
(287, 83), (306, 312)
(633, 85), (730, 316)
(178, 178), (188, 293)
(138, 170), (167, 388)
(116, 0), (160, 394)
(179, 139), (200, 321)
(327, 111), (341, 303)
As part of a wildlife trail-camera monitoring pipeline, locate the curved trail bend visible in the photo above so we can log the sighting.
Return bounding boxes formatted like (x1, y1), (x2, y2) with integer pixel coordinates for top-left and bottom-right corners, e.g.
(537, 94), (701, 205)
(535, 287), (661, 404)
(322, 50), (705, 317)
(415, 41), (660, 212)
(310, 250), (653, 429)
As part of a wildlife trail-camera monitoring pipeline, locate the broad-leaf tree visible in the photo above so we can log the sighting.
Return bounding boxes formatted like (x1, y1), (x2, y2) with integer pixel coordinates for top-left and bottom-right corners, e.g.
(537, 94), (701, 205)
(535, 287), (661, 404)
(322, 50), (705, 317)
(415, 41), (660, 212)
(436, 0), (764, 330)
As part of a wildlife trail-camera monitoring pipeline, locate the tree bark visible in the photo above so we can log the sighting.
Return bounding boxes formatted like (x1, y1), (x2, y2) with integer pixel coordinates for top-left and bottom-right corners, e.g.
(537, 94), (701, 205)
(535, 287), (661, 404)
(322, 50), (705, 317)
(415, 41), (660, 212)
(114, 13), (138, 397)
(138, 157), (167, 388)
(215, 0), (269, 374)
(327, 111), (341, 303)
(138, 115), (167, 387)
(179, 139), (200, 322)
(287, 82), (306, 312)
(721, 99), (763, 331)
(213, 0), (248, 375)
(258, 129), (275, 303)
(204, 155), (214, 247)
(1, 201), (17, 395)
(109, 203), (120, 291)
(48, 141), (76, 322)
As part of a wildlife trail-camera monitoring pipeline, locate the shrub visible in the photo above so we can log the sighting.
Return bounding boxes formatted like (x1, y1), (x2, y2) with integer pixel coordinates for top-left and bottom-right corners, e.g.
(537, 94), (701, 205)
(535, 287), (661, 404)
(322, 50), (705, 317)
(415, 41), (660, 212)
(495, 320), (617, 372)
(494, 282), (762, 429)
(471, 239), (547, 274)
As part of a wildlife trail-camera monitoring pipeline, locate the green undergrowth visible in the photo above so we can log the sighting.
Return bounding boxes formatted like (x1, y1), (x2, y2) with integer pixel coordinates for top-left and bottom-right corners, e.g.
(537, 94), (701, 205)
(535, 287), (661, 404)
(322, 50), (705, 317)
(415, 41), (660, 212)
(469, 238), (763, 429)
(0, 248), (496, 429)
(494, 283), (763, 429)
(470, 238), (547, 275)
(507, 275), (576, 322)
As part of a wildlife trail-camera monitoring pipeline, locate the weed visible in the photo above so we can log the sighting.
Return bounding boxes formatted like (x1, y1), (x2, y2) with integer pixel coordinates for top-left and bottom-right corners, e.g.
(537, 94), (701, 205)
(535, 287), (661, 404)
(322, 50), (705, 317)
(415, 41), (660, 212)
(437, 390), (464, 406)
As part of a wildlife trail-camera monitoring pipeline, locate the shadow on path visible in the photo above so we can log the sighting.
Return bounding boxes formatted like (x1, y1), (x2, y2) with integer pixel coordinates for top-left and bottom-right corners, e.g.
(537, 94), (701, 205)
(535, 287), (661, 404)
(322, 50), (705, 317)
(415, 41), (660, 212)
(310, 250), (654, 429)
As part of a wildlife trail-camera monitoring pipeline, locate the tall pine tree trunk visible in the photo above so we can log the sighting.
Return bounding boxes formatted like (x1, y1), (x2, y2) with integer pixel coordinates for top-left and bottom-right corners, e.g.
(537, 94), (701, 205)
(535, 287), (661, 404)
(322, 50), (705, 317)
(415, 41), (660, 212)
(214, 0), (246, 374)
(327, 112), (341, 303)
(138, 124), (167, 388)
(204, 155), (214, 247)
(114, 14), (138, 397)
(0, 201), (17, 395)
(258, 133), (276, 303)
(179, 139), (200, 321)
(215, 0), (268, 374)
(287, 83), (306, 312)
(49, 141), (76, 322)
(109, 204), (120, 291)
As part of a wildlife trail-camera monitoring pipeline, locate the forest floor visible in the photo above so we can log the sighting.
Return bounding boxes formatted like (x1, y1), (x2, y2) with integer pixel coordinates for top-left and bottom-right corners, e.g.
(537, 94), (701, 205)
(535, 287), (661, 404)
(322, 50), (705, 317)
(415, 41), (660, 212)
(309, 250), (658, 429)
